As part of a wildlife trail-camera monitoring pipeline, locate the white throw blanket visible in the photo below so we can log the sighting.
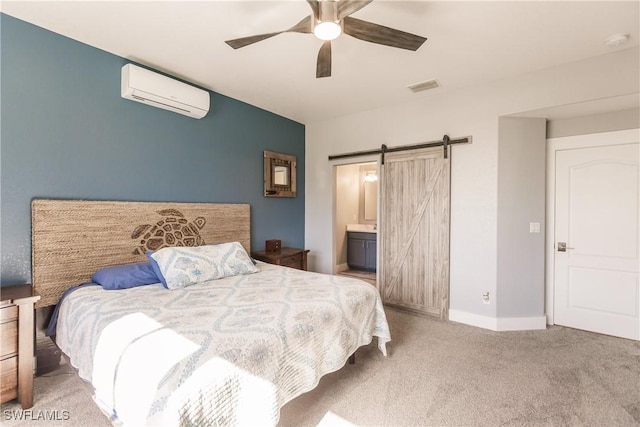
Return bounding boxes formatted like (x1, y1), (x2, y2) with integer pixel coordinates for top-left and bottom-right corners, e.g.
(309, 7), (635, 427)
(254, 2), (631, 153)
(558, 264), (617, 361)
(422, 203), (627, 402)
(55, 262), (390, 426)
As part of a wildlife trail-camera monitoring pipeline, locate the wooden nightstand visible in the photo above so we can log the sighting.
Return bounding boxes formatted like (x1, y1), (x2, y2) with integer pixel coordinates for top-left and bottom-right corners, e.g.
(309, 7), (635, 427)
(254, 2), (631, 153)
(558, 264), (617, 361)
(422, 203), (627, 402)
(1, 284), (40, 408)
(252, 247), (310, 271)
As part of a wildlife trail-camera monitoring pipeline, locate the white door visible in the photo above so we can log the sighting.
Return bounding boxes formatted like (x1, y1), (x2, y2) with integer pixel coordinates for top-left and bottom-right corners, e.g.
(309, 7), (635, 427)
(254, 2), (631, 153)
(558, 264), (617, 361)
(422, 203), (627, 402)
(554, 142), (639, 340)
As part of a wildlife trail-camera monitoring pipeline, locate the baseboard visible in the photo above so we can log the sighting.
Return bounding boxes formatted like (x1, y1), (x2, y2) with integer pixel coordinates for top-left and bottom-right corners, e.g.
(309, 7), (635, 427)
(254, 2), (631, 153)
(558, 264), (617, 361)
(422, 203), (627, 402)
(496, 316), (547, 331)
(449, 309), (547, 331)
(449, 309), (498, 330)
(336, 263), (349, 273)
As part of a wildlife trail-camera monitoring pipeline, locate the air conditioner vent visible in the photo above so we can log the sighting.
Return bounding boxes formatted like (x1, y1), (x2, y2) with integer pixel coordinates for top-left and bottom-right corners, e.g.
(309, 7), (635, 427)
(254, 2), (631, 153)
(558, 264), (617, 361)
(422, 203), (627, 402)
(121, 64), (210, 119)
(407, 79), (440, 93)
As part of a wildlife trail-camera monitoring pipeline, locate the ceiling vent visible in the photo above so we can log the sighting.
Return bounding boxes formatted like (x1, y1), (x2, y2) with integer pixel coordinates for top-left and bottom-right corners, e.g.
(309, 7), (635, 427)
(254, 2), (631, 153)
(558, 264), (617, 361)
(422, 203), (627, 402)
(407, 79), (440, 93)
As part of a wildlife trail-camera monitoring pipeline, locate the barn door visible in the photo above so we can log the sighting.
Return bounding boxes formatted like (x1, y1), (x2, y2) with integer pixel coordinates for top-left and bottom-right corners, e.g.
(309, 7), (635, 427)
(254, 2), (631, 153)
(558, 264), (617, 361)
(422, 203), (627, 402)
(379, 147), (450, 318)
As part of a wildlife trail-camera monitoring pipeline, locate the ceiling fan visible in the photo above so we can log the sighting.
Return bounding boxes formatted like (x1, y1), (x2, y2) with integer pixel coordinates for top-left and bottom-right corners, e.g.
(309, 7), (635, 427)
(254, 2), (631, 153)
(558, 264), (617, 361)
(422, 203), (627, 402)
(225, 0), (427, 78)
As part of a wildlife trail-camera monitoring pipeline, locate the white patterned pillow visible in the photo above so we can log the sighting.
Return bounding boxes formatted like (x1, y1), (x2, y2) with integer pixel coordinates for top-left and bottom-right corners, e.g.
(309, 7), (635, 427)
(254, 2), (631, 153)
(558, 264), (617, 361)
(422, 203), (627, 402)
(147, 242), (258, 290)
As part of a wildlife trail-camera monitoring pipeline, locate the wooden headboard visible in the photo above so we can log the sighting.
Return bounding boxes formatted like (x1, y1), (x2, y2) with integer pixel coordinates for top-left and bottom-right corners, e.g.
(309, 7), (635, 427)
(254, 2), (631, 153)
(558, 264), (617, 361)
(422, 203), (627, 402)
(31, 199), (250, 308)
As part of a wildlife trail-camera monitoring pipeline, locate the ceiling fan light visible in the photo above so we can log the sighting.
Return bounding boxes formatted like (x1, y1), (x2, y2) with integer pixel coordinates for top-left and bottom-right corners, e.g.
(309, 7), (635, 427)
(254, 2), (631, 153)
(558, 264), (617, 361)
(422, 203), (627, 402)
(314, 21), (341, 41)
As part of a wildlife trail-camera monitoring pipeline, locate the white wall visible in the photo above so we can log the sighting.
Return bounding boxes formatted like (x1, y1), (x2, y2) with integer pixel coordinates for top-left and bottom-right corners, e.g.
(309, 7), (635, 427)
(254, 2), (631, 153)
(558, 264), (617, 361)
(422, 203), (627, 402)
(548, 108), (640, 138)
(496, 117), (546, 321)
(305, 47), (640, 326)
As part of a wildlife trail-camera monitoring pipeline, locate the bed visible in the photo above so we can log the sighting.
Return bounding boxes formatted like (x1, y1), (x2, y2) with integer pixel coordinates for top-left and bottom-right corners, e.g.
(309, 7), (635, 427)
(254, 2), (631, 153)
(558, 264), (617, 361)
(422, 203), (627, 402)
(32, 199), (390, 426)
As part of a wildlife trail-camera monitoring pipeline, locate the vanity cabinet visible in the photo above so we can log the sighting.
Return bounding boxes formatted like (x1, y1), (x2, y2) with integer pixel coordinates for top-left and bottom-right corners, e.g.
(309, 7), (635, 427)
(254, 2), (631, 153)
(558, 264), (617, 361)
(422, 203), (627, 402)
(347, 232), (377, 271)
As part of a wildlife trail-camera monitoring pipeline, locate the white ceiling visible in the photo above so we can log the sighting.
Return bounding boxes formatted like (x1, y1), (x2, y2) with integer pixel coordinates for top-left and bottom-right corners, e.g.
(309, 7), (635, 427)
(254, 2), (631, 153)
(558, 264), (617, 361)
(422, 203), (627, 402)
(2, 1), (639, 124)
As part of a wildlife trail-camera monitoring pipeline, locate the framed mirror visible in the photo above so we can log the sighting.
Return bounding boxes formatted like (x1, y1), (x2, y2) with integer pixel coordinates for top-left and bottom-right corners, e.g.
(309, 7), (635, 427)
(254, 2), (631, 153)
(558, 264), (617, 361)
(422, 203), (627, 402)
(363, 179), (377, 220)
(264, 150), (297, 198)
(359, 163), (377, 223)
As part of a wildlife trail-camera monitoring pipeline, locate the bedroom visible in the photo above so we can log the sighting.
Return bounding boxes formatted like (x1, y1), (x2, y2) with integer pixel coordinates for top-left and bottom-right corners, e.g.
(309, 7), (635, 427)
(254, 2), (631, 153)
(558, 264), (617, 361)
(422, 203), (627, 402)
(1, 1), (639, 425)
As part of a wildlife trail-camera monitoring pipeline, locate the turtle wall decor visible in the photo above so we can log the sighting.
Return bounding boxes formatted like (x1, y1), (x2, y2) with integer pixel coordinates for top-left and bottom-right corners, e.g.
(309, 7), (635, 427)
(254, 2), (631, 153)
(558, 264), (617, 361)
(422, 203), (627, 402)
(131, 209), (206, 255)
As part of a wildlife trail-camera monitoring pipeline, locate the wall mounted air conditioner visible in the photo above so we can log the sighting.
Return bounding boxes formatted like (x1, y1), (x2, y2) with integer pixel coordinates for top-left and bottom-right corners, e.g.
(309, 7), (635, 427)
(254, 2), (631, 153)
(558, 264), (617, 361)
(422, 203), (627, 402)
(121, 64), (210, 119)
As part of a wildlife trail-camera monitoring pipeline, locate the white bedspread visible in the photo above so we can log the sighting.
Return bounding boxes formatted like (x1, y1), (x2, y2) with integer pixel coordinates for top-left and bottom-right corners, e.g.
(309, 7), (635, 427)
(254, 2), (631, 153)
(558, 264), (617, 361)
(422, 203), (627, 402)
(55, 262), (390, 426)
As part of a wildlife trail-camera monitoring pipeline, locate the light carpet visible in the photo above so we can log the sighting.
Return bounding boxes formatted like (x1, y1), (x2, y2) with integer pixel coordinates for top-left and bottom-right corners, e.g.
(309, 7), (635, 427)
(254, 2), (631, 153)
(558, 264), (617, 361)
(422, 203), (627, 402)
(2, 307), (639, 426)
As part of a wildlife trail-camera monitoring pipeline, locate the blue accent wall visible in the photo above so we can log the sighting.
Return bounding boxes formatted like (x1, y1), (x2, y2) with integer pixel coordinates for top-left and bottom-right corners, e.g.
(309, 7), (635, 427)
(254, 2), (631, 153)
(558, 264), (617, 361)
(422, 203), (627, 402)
(0, 14), (305, 286)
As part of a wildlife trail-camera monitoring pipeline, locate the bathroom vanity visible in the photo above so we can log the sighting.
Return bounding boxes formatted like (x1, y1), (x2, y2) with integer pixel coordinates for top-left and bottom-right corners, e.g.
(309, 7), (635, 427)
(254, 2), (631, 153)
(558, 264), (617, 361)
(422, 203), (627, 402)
(346, 225), (377, 272)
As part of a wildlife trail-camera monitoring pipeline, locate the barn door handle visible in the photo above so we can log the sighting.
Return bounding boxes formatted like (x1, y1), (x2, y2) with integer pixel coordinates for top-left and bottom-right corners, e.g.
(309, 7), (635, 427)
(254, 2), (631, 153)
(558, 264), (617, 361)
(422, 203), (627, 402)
(557, 242), (574, 252)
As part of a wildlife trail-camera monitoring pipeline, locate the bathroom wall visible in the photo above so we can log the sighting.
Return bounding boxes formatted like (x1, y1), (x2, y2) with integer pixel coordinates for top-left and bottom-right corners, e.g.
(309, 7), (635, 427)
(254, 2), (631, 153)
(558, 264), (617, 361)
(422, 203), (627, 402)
(334, 164), (360, 269)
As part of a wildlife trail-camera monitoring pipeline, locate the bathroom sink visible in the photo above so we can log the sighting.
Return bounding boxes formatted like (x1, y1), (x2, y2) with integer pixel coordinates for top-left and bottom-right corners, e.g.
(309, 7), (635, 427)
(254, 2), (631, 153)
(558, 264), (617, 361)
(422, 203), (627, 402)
(346, 224), (377, 233)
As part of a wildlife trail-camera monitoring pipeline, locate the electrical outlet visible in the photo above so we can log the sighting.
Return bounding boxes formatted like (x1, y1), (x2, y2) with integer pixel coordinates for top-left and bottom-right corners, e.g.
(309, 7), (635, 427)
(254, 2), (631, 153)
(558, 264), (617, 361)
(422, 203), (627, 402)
(482, 292), (490, 304)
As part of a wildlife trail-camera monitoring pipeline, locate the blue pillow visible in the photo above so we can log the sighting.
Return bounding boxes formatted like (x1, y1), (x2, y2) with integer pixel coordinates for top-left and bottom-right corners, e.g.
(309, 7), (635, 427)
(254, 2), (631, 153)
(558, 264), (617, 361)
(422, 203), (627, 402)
(146, 252), (168, 288)
(92, 262), (160, 290)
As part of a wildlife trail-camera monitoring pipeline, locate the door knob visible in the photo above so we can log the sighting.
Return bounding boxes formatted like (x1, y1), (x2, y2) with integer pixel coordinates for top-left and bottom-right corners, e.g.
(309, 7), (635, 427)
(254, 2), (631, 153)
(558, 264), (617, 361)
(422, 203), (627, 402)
(557, 242), (574, 252)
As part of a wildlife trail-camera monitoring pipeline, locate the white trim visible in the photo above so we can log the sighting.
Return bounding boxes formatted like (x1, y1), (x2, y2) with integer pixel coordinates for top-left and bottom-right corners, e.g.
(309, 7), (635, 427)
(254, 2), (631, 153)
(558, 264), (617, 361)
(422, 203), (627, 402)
(545, 128), (640, 326)
(496, 316), (547, 331)
(450, 309), (547, 331)
(449, 309), (498, 330)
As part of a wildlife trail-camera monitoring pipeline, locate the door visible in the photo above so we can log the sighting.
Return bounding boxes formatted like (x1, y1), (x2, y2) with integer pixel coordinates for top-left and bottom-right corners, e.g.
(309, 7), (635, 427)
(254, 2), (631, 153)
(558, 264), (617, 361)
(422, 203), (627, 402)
(554, 142), (639, 340)
(379, 147), (450, 318)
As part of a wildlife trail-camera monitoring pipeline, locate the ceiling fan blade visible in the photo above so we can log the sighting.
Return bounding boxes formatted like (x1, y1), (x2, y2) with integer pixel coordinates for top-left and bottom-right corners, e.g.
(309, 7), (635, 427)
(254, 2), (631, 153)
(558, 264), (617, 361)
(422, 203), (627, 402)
(289, 15), (313, 34)
(337, 0), (372, 19)
(343, 16), (426, 51)
(316, 41), (332, 78)
(225, 32), (282, 49)
(225, 16), (312, 49)
(306, 0), (320, 20)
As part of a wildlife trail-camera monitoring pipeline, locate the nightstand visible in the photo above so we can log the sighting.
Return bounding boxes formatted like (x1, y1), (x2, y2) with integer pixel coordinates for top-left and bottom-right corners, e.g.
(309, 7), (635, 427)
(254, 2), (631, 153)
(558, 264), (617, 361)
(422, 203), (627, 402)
(1, 284), (40, 408)
(252, 247), (310, 271)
